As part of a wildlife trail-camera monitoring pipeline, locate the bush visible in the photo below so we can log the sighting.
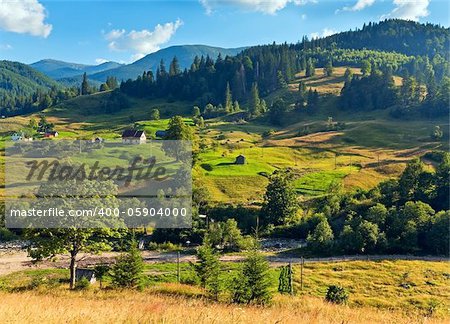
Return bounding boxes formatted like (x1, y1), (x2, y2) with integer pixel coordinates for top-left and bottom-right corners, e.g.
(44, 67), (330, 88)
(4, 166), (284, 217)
(0, 228), (17, 241)
(75, 277), (91, 290)
(200, 163), (213, 172)
(325, 285), (349, 304)
(147, 241), (182, 252)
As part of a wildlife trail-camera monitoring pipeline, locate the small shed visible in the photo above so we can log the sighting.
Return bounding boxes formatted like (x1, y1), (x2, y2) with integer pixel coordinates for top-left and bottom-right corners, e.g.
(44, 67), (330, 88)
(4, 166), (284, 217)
(235, 154), (246, 165)
(75, 268), (96, 284)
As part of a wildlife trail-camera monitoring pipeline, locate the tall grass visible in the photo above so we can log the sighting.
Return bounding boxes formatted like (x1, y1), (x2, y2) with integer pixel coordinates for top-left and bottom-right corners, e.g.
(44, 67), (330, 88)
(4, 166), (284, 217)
(0, 288), (446, 324)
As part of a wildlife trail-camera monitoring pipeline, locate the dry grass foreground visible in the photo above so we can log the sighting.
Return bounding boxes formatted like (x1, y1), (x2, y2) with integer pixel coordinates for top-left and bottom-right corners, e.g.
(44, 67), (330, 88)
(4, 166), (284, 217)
(0, 286), (447, 324)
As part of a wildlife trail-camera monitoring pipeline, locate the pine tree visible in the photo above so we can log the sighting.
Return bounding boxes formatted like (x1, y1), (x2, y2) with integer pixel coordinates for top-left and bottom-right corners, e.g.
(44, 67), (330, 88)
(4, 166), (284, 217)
(305, 58), (315, 77)
(169, 56), (181, 76)
(249, 82), (261, 116)
(231, 251), (273, 305)
(225, 82), (233, 113)
(324, 61), (334, 77)
(110, 240), (144, 288)
(277, 71), (288, 89)
(193, 244), (221, 299)
(233, 100), (240, 111)
(81, 72), (89, 95)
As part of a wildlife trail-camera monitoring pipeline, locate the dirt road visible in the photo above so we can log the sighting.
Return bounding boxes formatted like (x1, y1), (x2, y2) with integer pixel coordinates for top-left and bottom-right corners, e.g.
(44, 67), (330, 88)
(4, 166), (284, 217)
(0, 249), (447, 277)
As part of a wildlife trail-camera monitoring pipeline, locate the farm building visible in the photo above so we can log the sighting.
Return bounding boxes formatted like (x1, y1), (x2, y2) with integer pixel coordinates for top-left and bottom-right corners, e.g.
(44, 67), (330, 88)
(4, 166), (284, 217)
(11, 132), (33, 142)
(122, 129), (146, 144)
(75, 268), (96, 284)
(44, 131), (58, 138)
(235, 154), (246, 165)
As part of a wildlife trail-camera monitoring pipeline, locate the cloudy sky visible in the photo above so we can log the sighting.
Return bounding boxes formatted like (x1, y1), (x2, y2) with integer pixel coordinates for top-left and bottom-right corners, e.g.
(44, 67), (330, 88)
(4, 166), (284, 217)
(0, 0), (448, 64)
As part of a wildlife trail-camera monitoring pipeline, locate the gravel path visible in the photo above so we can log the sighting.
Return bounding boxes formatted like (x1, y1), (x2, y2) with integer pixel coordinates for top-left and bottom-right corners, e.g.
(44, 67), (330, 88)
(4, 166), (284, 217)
(0, 249), (447, 277)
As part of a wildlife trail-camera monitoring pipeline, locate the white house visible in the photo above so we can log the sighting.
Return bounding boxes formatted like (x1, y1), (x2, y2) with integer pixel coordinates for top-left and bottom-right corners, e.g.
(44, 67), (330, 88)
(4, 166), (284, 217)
(121, 129), (146, 144)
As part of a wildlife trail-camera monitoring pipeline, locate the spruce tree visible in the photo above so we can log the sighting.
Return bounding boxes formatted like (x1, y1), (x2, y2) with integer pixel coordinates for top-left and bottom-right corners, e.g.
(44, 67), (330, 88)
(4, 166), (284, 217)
(169, 56), (181, 76)
(225, 82), (233, 113)
(194, 243), (221, 299)
(110, 240), (144, 288)
(231, 251), (272, 305)
(249, 82), (261, 116)
(81, 72), (89, 95)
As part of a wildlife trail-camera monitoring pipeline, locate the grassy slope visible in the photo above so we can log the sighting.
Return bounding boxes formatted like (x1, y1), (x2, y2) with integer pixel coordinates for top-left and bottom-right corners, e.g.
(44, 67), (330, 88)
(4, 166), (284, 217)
(0, 67), (447, 203)
(0, 260), (448, 320)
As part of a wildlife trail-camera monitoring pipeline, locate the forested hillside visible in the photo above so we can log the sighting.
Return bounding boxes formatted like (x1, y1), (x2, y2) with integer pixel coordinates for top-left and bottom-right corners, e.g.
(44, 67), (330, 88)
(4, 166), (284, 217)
(89, 45), (246, 82)
(118, 20), (449, 119)
(301, 19), (450, 58)
(0, 61), (77, 116)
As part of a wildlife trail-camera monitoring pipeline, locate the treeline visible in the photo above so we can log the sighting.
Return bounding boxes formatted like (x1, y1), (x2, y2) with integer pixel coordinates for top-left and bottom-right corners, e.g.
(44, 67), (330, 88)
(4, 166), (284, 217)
(119, 44), (299, 108)
(340, 64), (450, 117)
(300, 19), (450, 59)
(0, 86), (78, 117)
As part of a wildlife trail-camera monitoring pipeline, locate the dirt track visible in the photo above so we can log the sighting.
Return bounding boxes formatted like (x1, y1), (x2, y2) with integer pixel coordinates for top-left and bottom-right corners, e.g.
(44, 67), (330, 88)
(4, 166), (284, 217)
(0, 249), (448, 277)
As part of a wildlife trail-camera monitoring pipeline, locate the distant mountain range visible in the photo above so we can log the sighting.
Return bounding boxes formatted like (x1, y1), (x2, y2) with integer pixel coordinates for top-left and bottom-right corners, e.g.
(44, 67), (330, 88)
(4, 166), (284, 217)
(31, 45), (247, 84)
(30, 59), (124, 79)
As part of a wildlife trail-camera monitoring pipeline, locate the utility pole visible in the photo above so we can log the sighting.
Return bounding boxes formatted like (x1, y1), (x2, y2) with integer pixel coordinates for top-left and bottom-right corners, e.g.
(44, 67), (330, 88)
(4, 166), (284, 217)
(289, 261), (294, 295)
(300, 256), (304, 291)
(255, 214), (260, 239)
(177, 251), (180, 283)
(334, 153), (337, 169)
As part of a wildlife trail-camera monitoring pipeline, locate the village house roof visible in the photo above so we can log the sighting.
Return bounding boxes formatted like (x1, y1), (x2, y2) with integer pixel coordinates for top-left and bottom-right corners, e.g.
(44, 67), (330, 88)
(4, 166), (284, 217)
(122, 129), (145, 138)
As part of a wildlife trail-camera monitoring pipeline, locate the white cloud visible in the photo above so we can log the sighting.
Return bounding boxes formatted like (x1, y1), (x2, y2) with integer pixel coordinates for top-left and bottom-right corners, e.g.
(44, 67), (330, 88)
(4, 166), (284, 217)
(340, 0), (375, 12)
(0, 44), (13, 50)
(310, 28), (336, 39)
(200, 0), (316, 15)
(105, 19), (183, 61)
(0, 0), (52, 37)
(301, 13), (307, 20)
(381, 0), (429, 21)
(95, 58), (109, 64)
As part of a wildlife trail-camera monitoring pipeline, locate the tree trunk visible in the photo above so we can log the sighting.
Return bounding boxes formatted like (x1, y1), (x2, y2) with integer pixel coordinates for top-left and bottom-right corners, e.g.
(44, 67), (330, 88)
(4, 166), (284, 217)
(69, 251), (77, 289)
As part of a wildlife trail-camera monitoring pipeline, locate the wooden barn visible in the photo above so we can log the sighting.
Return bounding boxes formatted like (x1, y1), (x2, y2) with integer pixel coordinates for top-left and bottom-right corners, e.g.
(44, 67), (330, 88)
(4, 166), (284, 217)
(235, 154), (246, 165)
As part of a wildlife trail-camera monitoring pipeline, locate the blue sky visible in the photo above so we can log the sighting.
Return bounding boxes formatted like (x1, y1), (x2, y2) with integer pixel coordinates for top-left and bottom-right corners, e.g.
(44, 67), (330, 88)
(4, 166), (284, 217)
(0, 0), (448, 65)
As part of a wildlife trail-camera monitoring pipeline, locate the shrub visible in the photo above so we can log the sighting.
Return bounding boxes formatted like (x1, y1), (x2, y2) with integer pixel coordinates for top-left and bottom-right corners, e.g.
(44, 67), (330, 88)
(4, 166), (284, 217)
(75, 277), (91, 290)
(262, 129), (275, 138)
(147, 241), (182, 252)
(200, 163), (213, 172)
(325, 285), (349, 304)
(0, 228), (17, 241)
